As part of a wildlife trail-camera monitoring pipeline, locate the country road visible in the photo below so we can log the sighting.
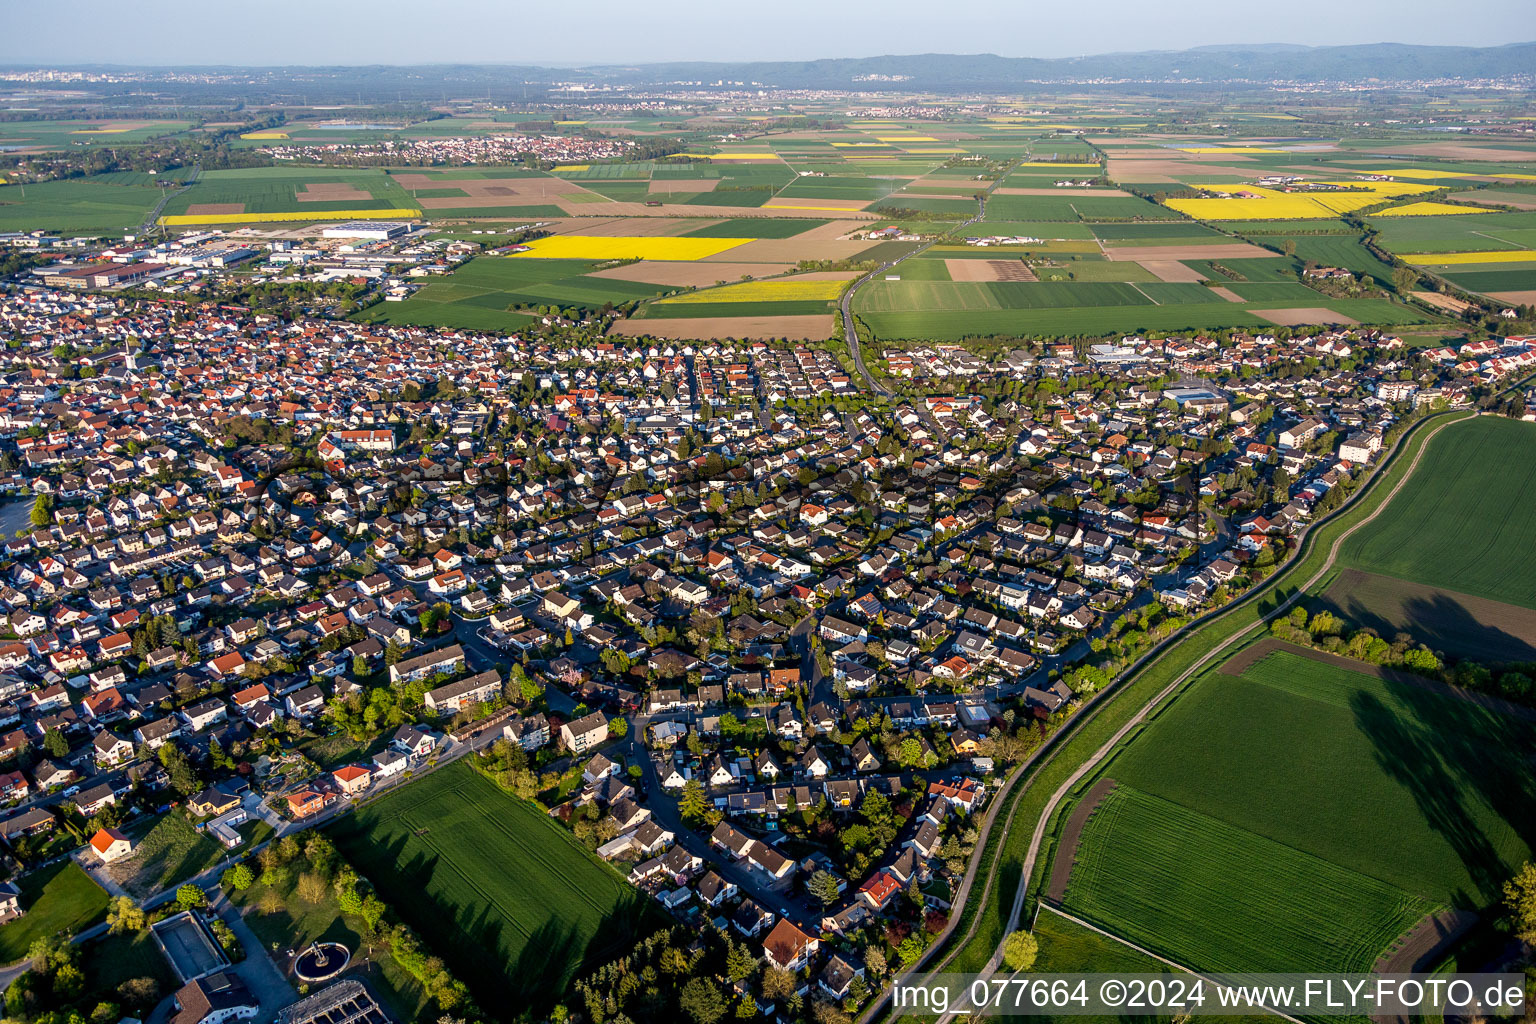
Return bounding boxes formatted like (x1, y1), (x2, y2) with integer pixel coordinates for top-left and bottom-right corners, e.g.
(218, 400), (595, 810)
(138, 163), (200, 235)
(841, 169), (1008, 395)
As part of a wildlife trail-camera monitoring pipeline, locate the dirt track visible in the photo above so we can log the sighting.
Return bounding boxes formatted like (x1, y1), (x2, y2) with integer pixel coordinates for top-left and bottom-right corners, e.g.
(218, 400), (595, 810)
(1373, 909), (1480, 973)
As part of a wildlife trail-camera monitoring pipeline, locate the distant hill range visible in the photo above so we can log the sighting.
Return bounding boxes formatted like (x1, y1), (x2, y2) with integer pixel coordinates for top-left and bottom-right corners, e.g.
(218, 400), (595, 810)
(561, 43), (1536, 89)
(16, 43), (1536, 99)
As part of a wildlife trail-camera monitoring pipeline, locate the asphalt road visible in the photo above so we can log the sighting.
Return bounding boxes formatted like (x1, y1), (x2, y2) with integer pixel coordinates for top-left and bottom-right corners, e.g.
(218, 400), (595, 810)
(840, 182), (999, 395)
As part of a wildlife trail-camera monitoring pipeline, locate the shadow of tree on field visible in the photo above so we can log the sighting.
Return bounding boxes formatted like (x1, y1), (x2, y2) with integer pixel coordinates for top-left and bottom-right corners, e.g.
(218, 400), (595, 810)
(1350, 680), (1536, 910)
(1321, 573), (1536, 664)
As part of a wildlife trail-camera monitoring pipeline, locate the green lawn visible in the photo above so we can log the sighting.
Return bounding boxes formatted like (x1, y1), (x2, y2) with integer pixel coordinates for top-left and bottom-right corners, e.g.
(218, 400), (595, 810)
(0, 861), (109, 963)
(1338, 416), (1536, 608)
(327, 761), (656, 1017)
(232, 865), (427, 1021)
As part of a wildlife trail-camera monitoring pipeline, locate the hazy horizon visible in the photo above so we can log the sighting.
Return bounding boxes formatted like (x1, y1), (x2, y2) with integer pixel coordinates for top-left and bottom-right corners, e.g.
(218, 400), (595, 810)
(5, 0), (1532, 68)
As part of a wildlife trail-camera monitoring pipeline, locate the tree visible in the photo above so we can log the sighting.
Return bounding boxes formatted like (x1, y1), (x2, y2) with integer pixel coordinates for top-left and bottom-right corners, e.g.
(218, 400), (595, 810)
(808, 870), (841, 907)
(1504, 860), (1536, 947)
(30, 494), (52, 528)
(176, 884), (206, 910)
(42, 728), (68, 759)
(117, 977), (160, 1011)
(679, 779), (709, 824)
(106, 896), (146, 935)
(726, 940), (759, 982)
(680, 978), (728, 1024)
(224, 863), (254, 891)
(296, 872), (329, 904)
(761, 967), (797, 1002)
(1001, 930), (1039, 972)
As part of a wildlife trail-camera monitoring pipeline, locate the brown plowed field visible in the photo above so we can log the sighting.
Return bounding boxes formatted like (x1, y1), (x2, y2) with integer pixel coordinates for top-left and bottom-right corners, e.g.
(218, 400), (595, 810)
(1138, 260), (1206, 282)
(1320, 568), (1536, 664)
(945, 258), (1036, 282)
(608, 314), (835, 341)
(1046, 778), (1119, 903)
(645, 178), (720, 193)
(1254, 306), (1358, 326)
(185, 203), (245, 216)
(588, 262), (799, 286)
(1104, 242), (1274, 262)
(296, 182), (371, 202)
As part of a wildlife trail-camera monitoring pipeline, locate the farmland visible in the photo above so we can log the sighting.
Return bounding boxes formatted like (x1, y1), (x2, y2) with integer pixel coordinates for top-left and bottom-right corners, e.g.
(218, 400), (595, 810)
(1336, 416), (1536, 609)
(0, 178), (165, 232)
(354, 255), (672, 331)
(510, 235), (754, 261)
(328, 761), (654, 1016)
(1057, 645), (1536, 974)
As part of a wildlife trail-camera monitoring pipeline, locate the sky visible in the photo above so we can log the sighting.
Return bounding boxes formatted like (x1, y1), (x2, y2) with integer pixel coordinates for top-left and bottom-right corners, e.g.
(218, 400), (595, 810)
(4, 0), (1531, 66)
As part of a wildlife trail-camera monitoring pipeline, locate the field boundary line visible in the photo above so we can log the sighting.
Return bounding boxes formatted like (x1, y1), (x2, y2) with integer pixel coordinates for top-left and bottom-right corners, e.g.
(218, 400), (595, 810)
(1036, 904), (1306, 1024)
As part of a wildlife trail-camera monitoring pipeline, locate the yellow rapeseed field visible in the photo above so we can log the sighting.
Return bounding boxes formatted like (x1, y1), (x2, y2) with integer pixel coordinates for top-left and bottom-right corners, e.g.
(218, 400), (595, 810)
(876, 136), (938, 142)
(655, 279), (847, 305)
(1374, 202), (1489, 217)
(239, 131), (290, 140)
(161, 208), (420, 225)
(551, 164), (590, 172)
(1366, 169), (1480, 180)
(507, 236), (753, 261)
(1015, 161), (1101, 168)
(1401, 250), (1536, 265)
(1165, 180), (1436, 220)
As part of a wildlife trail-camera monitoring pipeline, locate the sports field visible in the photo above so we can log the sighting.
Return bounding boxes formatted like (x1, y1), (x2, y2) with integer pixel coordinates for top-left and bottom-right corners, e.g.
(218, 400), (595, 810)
(1337, 416), (1536, 608)
(1059, 647), (1536, 974)
(328, 761), (654, 1015)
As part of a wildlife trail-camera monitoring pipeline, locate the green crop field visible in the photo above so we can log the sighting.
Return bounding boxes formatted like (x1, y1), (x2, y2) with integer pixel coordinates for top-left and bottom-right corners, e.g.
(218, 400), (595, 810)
(1062, 783), (1438, 974)
(960, 220), (1098, 239)
(1443, 268), (1536, 293)
(1287, 235), (1397, 285)
(1338, 416), (1536, 608)
(0, 178), (164, 233)
(1370, 211), (1536, 253)
(1059, 643), (1536, 975)
(1088, 220), (1225, 240)
(162, 167), (415, 217)
(859, 305), (1270, 339)
(354, 256), (668, 333)
(329, 761), (655, 1016)
(0, 118), (191, 149)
